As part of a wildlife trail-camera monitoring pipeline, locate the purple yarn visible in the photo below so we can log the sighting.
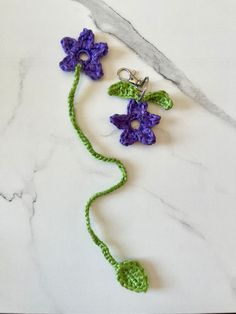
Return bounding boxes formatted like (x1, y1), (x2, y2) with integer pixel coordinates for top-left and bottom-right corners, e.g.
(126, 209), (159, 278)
(59, 28), (108, 80)
(110, 99), (161, 146)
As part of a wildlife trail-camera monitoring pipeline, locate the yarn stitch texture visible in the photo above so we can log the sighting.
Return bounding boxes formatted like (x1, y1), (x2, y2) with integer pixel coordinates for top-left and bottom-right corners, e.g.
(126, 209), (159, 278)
(68, 64), (148, 292)
(60, 28), (108, 80)
(108, 80), (174, 110)
(108, 80), (174, 146)
(110, 99), (161, 146)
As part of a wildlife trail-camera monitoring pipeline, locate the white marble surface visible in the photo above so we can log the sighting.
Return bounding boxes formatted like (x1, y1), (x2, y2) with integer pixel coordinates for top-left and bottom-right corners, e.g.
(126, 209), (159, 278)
(0, 0), (236, 313)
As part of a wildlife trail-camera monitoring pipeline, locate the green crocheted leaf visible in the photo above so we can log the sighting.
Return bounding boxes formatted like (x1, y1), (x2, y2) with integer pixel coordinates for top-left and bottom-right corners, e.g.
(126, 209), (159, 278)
(116, 260), (148, 293)
(108, 81), (173, 110)
(108, 81), (140, 101)
(143, 91), (174, 110)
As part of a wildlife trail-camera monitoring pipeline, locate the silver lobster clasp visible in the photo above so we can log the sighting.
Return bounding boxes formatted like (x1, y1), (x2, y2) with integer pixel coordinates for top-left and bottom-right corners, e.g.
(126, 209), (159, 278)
(117, 68), (149, 100)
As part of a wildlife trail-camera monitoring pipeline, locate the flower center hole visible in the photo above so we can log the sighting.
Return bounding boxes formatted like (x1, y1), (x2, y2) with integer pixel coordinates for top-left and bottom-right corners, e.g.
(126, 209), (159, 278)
(78, 51), (90, 61)
(131, 119), (140, 130)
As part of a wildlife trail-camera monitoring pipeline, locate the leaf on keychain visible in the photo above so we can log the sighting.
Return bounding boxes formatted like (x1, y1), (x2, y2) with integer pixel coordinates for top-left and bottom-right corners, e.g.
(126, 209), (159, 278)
(108, 81), (140, 100)
(108, 82), (174, 110)
(143, 90), (174, 110)
(116, 260), (148, 293)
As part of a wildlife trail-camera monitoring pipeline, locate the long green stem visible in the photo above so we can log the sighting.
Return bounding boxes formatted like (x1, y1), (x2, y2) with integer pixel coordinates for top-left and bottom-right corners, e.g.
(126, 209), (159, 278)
(68, 64), (128, 268)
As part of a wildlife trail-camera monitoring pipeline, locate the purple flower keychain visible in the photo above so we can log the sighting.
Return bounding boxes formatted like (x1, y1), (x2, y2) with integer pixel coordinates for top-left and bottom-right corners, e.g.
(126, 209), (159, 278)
(59, 28), (173, 293)
(108, 68), (173, 146)
(110, 99), (161, 146)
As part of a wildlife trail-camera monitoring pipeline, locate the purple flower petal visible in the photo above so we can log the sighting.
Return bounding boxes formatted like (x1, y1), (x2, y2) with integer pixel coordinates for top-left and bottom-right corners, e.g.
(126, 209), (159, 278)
(61, 37), (78, 54)
(110, 99), (161, 146)
(110, 114), (130, 130)
(78, 28), (94, 50)
(120, 129), (138, 146)
(127, 99), (148, 116)
(91, 43), (108, 58)
(140, 112), (161, 128)
(59, 29), (108, 77)
(83, 60), (103, 80)
(59, 55), (78, 71)
(138, 128), (156, 145)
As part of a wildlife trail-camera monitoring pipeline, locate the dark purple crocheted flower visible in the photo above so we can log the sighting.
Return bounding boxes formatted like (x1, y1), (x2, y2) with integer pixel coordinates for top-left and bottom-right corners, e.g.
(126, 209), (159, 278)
(110, 99), (161, 146)
(59, 28), (108, 80)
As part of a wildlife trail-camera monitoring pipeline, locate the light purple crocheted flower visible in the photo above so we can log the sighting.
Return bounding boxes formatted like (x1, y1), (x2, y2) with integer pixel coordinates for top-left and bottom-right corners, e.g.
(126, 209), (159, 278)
(59, 28), (108, 80)
(110, 99), (161, 146)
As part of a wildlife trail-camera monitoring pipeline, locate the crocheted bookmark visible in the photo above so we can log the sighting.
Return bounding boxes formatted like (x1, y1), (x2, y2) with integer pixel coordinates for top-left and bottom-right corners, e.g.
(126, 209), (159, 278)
(69, 64), (148, 293)
(60, 29), (148, 292)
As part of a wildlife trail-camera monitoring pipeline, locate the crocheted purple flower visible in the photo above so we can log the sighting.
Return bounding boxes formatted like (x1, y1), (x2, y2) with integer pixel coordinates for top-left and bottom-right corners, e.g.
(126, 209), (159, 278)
(110, 99), (161, 146)
(59, 28), (108, 80)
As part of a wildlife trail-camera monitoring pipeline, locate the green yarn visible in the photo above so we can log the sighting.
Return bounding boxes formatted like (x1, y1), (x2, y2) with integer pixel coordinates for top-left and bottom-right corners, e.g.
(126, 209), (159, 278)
(116, 260), (148, 292)
(108, 80), (140, 101)
(68, 64), (148, 293)
(108, 80), (174, 110)
(144, 91), (173, 110)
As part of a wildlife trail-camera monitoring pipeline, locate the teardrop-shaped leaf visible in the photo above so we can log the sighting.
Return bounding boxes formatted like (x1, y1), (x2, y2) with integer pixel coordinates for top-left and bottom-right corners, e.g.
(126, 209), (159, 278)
(116, 260), (148, 293)
(108, 81), (140, 100)
(143, 90), (174, 110)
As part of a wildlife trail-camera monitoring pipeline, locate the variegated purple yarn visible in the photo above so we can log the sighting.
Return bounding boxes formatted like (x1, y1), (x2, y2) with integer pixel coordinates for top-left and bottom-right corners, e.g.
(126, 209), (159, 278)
(110, 99), (161, 146)
(59, 28), (108, 80)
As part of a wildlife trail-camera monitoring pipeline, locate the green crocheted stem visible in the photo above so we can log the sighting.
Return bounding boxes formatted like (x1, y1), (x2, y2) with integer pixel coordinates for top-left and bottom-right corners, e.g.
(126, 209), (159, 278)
(68, 64), (126, 267)
(68, 65), (148, 292)
(108, 80), (173, 110)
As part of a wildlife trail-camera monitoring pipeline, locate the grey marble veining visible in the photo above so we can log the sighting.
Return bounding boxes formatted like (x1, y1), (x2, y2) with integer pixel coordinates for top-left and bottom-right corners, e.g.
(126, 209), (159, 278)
(74, 0), (236, 129)
(1, 58), (31, 134)
(134, 184), (206, 240)
(0, 191), (23, 202)
(0, 0), (236, 312)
